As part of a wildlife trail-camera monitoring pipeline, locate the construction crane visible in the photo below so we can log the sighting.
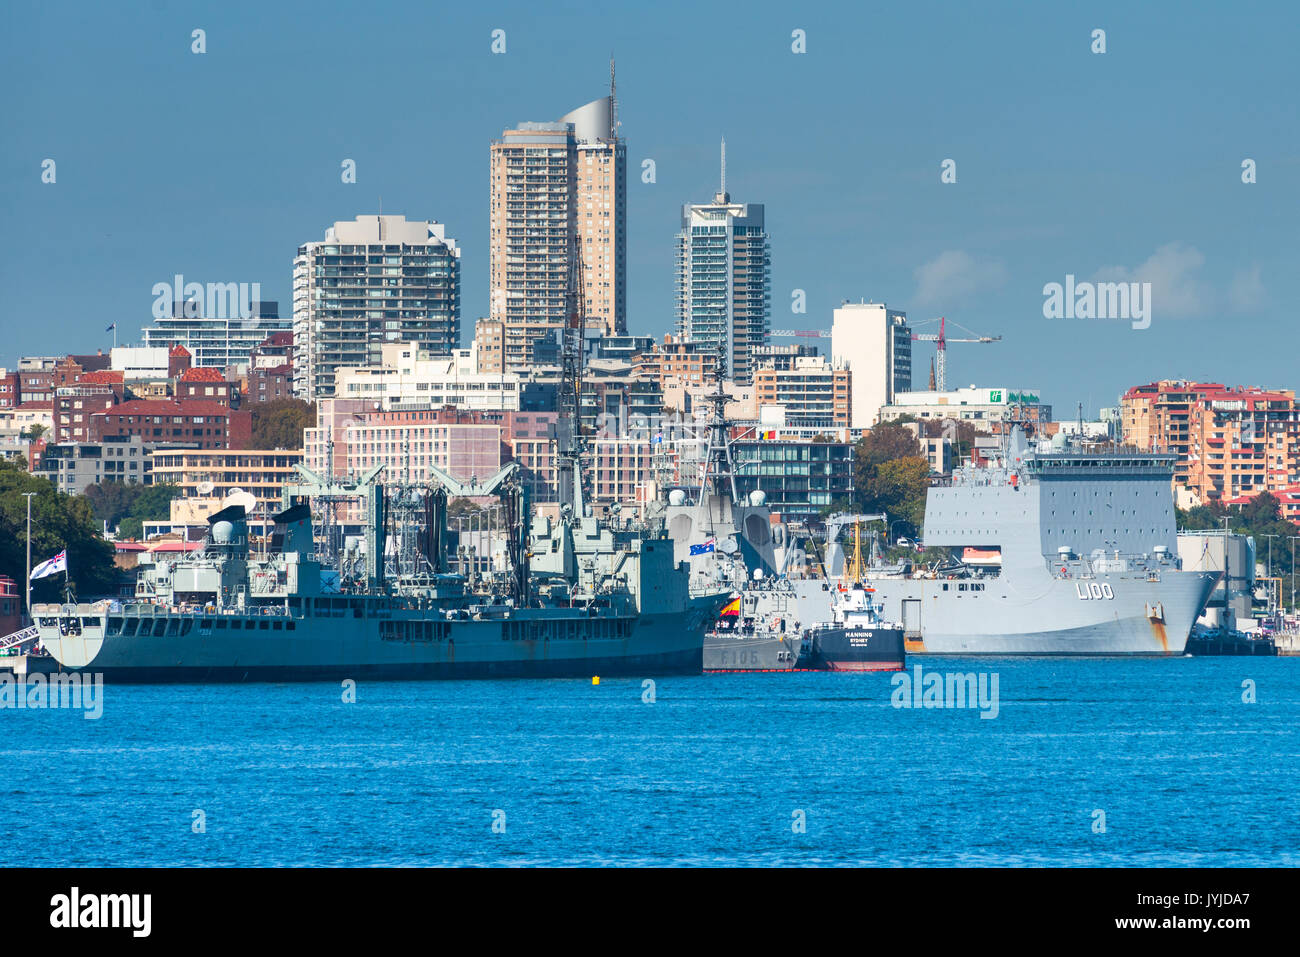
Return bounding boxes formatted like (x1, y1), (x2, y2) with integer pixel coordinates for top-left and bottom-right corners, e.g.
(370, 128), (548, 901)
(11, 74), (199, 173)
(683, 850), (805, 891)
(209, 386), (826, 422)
(910, 317), (1000, 392)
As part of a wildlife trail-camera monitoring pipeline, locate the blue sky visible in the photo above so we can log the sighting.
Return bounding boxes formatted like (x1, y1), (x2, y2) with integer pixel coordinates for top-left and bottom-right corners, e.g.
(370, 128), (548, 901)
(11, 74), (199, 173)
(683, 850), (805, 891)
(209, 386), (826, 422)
(2, 0), (1296, 414)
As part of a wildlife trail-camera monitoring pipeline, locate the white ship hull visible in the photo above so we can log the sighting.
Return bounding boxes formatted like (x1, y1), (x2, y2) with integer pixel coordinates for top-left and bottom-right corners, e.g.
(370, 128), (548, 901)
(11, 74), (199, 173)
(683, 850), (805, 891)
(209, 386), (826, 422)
(792, 569), (1219, 656)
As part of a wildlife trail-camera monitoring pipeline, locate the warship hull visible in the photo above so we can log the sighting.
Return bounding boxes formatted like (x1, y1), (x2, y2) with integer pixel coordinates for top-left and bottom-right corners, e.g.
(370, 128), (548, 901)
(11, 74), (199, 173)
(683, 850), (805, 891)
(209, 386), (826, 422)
(703, 632), (801, 671)
(792, 570), (1219, 656)
(34, 599), (726, 683)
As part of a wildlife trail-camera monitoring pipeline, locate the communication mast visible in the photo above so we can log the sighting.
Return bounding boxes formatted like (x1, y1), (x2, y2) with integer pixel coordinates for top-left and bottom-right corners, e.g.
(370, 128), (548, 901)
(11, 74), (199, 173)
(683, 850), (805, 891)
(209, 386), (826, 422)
(557, 238), (589, 517)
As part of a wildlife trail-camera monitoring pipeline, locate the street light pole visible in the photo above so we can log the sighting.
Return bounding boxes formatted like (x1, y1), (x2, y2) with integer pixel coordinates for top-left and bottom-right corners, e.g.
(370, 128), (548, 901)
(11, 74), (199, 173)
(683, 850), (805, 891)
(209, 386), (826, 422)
(1262, 533), (1278, 614)
(1290, 536), (1300, 617)
(22, 491), (37, 621)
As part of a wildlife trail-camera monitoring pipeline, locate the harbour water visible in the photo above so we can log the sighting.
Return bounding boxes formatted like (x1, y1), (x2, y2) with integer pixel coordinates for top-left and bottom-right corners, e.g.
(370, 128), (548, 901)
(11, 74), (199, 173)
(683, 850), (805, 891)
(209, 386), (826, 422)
(3, 657), (1297, 867)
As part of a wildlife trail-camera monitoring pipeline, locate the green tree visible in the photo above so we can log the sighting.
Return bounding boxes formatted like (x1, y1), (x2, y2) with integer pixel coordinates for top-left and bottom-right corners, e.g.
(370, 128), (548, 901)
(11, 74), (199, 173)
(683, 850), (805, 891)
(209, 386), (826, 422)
(249, 399), (316, 450)
(850, 422), (932, 540)
(1177, 492), (1298, 585)
(84, 480), (179, 532)
(869, 456), (931, 535)
(0, 459), (116, 602)
(22, 423), (46, 442)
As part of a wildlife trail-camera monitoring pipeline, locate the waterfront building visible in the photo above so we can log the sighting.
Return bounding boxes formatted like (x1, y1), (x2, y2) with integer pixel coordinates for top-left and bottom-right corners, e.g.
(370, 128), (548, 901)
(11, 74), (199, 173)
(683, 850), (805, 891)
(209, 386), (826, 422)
(148, 448), (304, 517)
(753, 354), (851, 429)
(831, 301), (911, 429)
(293, 215), (461, 399)
(143, 300), (290, 369)
(1122, 380), (1300, 506)
(488, 79), (627, 370)
(674, 146), (770, 383)
(34, 434), (150, 494)
(878, 386), (1050, 428)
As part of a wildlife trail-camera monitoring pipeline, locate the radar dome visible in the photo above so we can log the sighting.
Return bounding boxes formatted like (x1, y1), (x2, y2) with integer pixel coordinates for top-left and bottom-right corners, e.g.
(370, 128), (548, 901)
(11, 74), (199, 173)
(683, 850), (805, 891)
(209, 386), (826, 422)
(748, 490), (767, 507)
(668, 489), (687, 506)
(211, 520), (235, 544)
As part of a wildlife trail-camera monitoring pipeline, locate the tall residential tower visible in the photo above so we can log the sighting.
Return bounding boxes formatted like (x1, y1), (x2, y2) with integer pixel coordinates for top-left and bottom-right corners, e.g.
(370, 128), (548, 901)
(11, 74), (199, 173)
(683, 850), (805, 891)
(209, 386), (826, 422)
(292, 215), (461, 400)
(487, 66), (627, 372)
(674, 141), (771, 383)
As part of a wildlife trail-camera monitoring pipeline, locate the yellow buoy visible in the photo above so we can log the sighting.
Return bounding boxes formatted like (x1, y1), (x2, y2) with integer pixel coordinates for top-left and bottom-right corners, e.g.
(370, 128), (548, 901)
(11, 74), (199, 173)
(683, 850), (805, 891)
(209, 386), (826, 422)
(592, 676), (600, 685)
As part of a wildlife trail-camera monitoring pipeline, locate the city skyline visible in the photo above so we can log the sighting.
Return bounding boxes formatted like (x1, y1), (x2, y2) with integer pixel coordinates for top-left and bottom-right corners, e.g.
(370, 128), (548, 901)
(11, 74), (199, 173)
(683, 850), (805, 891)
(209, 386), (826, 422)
(3, 1), (1297, 416)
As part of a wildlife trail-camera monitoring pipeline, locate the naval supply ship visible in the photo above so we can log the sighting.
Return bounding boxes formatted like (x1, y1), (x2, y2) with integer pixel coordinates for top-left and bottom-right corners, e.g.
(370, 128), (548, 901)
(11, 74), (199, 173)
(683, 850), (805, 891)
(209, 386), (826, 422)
(32, 463), (728, 681)
(794, 422), (1219, 656)
(32, 259), (730, 681)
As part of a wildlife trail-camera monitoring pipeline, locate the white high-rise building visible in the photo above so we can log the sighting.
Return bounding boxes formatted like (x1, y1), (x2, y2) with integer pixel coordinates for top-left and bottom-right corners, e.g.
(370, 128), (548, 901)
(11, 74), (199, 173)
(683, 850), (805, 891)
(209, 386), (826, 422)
(293, 215), (461, 400)
(674, 142), (771, 384)
(831, 301), (911, 428)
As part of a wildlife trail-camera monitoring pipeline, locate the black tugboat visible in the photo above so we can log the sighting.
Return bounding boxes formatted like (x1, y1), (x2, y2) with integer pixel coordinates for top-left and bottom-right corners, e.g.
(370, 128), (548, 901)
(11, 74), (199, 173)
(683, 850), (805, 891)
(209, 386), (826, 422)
(802, 524), (905, 672)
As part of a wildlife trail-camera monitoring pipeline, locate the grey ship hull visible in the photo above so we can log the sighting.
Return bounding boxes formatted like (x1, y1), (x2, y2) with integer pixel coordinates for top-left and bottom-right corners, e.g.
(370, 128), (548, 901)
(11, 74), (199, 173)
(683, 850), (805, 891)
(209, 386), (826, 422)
(35, 600), (725, 683)
(703, 632), (801, 671)
(792, 570), (1219, 656)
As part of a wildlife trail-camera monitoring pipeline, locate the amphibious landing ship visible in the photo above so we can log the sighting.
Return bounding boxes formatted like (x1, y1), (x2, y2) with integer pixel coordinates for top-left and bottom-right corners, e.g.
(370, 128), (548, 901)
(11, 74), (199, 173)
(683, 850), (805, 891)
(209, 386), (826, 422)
(795, 424), (1219, 656)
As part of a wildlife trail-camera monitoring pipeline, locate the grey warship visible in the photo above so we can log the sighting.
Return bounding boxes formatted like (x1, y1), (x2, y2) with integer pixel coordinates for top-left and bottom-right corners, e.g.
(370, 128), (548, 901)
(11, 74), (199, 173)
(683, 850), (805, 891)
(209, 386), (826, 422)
(653, 367), (806, 671)
(793, 422), (1219, 655)
(32, 253), (730, 681)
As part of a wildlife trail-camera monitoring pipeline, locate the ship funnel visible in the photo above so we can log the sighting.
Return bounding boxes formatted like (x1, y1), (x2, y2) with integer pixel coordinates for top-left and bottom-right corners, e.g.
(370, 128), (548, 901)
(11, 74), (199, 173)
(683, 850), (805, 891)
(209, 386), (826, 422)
(207, 503), (249, 558)
(271, 502), (315, 559)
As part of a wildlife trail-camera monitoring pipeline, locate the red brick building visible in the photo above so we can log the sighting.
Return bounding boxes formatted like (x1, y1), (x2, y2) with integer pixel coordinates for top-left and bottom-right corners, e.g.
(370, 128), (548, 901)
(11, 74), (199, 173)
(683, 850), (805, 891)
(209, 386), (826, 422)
(0, 371), (17, 410)
(90, 399), (234, 449)
(177, 366), (236, 406)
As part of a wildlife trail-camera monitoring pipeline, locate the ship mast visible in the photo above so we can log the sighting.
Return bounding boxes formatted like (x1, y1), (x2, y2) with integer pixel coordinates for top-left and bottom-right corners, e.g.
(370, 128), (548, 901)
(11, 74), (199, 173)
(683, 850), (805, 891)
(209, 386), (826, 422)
(556, 237), (588, 519)
(698, 338), (739, 505)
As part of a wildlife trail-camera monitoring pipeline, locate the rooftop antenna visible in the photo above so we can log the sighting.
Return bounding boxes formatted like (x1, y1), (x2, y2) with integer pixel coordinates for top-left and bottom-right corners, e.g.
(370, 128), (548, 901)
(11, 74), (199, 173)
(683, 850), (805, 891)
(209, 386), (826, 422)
(609, 55), (618, 139)
(719, 138), (728, 202)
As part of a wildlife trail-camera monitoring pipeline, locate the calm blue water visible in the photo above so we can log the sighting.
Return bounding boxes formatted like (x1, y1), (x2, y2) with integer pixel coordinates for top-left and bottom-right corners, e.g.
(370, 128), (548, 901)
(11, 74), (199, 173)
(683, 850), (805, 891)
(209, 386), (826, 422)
(3, 657), (1297, 866)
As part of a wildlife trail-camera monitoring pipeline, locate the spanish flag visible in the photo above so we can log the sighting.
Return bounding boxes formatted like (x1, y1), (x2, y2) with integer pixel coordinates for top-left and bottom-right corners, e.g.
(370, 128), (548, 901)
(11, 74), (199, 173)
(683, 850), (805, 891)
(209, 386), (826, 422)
(720, 596), (741, 617)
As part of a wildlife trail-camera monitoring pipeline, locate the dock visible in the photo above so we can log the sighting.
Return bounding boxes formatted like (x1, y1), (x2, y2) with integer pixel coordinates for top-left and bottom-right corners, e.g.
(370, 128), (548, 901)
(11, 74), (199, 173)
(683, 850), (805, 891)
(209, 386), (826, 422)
(1185, 632), (1278, 656)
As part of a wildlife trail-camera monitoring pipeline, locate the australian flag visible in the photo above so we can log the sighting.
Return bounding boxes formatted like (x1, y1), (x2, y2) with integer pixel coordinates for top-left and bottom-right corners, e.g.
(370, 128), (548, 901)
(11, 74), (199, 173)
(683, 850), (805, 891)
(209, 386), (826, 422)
(689, 538), (716, 556)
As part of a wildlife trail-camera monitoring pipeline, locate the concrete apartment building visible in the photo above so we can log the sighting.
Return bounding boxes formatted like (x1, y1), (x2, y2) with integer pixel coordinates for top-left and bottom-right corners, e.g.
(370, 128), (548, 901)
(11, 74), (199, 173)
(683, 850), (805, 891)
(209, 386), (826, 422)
(878, 386), (1050, 428)
(143, 301), (291, 369)
(35, 434), (150, 494)
(148, 448), (304, 521)
(293, 215), (461, 399)
(831, 301), (912, 428)
(674, 146), (771, 384)
(304, 401), (506, 487)
(487, 84), (627, 373)
(753, 353), (851, 429)
(331, 341), (521, 413)
(633, 333), (721, 390)
(1122, 380), (1300, 507)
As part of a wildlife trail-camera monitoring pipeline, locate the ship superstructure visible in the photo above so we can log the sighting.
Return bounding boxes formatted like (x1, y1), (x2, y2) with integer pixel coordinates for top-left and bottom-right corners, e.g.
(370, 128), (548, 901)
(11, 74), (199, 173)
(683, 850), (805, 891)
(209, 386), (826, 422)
(794, 423), (1219, 655)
